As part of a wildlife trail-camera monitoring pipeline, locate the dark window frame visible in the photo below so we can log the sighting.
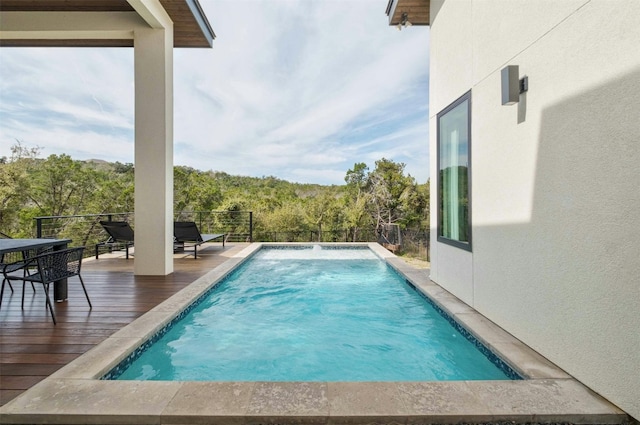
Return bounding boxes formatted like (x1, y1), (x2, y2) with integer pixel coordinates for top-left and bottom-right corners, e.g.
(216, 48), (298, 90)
(437, 90), (472, 252)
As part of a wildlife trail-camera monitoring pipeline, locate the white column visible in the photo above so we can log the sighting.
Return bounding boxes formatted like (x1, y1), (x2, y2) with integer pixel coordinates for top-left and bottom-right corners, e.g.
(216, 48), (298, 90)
(133, 25), (174, 275)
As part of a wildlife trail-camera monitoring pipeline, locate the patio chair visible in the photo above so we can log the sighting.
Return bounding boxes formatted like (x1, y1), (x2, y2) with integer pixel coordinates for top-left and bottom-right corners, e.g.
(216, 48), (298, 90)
(1, 247), (91, 324)
(173, 221), (225, 259)
(96, 221), (134, 259)
(0, 237), (50, 294)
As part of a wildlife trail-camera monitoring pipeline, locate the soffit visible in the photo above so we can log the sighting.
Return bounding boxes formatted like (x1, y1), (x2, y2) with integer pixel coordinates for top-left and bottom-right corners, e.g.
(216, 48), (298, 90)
(0, 0), (215, 47)
(386, 0), (430, 26)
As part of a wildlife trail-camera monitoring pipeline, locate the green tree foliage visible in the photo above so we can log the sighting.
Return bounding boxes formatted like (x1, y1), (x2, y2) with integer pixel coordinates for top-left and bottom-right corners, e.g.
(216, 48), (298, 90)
(342, 158), (429, 235)
(26, 154), (90, 216)
(1, 143), (429, 247)
(0, 142), (40, 236)
(174, 166), (222, 217)
(343, 162), (372, 241)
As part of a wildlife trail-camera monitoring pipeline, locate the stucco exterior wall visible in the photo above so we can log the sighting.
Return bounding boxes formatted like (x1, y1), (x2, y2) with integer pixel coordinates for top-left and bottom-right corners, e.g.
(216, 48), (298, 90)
(429, 0), (640, 418)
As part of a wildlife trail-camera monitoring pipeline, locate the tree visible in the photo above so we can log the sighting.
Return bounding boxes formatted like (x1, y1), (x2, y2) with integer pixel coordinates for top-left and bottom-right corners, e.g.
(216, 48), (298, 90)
(257, 201), (308, 241)
(26, 154), (98, 217)
(174, 166), (222, 216)
(304, 191), (341, 242)
(367, 158), (412, 230)
(343, 162), (372, 241)
(345, 162), (369, 196)
(0, 142), (40, 236)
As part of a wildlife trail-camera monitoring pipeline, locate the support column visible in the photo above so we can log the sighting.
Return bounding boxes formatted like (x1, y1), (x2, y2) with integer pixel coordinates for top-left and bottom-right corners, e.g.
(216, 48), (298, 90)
(133, 26), (173, 275)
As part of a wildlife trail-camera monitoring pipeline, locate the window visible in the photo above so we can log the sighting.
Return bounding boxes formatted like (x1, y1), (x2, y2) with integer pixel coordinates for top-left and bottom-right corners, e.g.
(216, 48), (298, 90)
(437, 91), (471, 251)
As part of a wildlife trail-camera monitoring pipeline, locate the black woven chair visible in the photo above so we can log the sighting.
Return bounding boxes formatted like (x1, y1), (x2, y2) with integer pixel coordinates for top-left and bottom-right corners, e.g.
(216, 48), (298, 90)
(0, 232), (16, 293)
(0, 247), (91, 324)
(1, 246), (53, 294)
(0, 233), (51, 294)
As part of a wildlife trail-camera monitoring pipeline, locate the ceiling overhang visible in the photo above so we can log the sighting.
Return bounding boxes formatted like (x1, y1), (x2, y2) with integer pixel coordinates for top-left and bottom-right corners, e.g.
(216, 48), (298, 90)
(0, 0), (215, 48)
(386, 0), (430, 27)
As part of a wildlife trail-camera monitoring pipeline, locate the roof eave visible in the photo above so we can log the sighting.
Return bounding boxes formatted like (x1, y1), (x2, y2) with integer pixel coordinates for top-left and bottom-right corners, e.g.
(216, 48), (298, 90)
(386, 0), (431, 27)
(0, 0), (215, 48)
(185, 0), (215, 47)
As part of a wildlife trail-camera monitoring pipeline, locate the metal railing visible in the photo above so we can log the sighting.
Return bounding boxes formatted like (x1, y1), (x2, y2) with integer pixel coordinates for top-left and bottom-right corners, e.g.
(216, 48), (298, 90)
(35, 213), (133, 246)
(173, 211), (253, 242)
(253, 227), (429, 261)
(34, 211), (253, 250)
(32, 212), (428, 261)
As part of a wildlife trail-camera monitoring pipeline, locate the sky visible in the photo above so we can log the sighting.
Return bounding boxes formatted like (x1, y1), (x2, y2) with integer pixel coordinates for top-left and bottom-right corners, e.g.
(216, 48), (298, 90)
(0, 0), (430, 186)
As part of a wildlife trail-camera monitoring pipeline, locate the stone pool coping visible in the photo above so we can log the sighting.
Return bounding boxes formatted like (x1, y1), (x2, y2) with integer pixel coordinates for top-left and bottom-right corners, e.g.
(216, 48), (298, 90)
(0, 243), (629, 424)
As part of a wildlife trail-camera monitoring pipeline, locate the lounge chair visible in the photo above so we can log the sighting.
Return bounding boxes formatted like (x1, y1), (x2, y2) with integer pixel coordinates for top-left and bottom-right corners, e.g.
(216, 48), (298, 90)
(96, 221), (134, 259)
(173, 221), (224, 259)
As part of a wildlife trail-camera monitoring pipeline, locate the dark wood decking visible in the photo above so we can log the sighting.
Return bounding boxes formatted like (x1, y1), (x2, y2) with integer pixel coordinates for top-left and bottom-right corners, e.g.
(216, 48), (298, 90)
(0, 243), (249, 406)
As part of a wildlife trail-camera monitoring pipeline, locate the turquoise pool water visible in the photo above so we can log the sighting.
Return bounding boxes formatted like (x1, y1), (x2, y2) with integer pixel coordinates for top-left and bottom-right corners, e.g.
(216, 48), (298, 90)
(113, 246), (514, 381)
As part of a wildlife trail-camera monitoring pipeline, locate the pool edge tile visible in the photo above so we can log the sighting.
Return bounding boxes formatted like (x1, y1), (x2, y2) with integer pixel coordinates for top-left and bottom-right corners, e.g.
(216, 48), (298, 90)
(247, 382), (329, 417)
(109, 311), (176, 339)
(490, 341), (571, 379)
(468, 379), (628, 424)
(162, 381), (256, 425)
(0, 379), (183, 425)
(396, 381), (491, 418)
(328, 382), (406, 418)
(49, 337), (143, 380)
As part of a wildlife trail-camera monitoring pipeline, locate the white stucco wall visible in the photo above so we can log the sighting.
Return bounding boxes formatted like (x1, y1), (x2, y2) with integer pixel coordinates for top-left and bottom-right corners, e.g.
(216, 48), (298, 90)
(429, 0), (640, 419)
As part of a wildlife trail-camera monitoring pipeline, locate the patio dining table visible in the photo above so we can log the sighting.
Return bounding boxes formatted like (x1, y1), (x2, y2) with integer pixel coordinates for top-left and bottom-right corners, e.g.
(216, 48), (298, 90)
(0, 238), (72, 302)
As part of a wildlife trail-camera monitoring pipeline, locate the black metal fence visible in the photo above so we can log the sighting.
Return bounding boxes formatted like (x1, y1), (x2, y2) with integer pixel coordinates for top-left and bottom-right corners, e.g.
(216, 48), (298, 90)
(32, 211), (429, 261)
(254, 227), (429, 261)
(35, 212), (133, 247)
(173, 211), (253, 243)
(33, 211), (253, 251)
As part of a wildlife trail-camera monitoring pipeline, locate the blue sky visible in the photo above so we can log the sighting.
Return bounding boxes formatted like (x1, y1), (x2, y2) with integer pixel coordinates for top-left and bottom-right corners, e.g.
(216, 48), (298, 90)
(0, 0), (430, 185)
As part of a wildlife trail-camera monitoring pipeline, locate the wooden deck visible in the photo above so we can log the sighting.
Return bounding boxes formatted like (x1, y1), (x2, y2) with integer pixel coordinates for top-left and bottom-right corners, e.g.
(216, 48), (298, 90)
(0, 242), (249, 406)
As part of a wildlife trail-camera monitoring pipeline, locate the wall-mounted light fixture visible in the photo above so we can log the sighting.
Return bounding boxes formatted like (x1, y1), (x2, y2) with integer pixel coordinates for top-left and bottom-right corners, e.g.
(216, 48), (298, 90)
(501, 65), (528, 105)
(397, 12), (412, 31)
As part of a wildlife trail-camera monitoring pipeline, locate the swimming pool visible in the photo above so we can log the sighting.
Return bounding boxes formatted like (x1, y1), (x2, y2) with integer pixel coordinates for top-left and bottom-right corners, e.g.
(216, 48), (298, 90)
(107, 245), (518, 381)
(2, 243), (619, 424)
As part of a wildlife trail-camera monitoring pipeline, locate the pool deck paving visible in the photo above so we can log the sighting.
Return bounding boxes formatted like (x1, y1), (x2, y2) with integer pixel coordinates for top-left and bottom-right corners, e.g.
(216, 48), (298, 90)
(0, 243), (632, 424)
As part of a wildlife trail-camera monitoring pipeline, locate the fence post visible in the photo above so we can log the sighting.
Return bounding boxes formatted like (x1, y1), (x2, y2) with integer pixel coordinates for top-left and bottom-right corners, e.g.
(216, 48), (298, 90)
(249, 211), (253, 242)
(36, 218), (43, 238)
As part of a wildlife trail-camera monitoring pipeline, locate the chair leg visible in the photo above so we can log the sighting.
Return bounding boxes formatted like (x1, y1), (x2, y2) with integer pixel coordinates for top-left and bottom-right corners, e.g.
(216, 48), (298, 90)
(21, 281), (27, 309)
(77, 275), (92, 309)
(3, 278), (13, 293)
(0, 278), (8, 309)
(42, 283), (57, 325)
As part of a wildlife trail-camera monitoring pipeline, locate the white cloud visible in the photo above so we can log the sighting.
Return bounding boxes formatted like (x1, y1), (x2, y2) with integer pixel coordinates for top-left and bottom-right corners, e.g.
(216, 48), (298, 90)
(0, 0), (429, 185)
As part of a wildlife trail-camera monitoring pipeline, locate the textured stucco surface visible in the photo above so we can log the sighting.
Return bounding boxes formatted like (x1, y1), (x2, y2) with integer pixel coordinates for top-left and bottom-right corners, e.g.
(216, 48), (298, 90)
(429, 0), (640, 419)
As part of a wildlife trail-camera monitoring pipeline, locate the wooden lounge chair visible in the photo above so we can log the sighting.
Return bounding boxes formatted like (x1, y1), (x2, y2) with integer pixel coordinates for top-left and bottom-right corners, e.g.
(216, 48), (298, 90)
(1, 247), (91, 325)
(173, 221), (224, 259)
(96, 221), (134, 259)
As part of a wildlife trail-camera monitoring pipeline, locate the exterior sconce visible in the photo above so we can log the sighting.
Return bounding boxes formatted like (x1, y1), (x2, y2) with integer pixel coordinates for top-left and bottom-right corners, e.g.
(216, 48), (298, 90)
(501, 65), (528, 105)
(397, 13), (412, 30)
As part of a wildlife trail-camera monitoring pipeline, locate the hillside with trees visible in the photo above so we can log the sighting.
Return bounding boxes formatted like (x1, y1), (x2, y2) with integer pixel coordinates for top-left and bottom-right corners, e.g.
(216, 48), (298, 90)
(1, 142), (429, 257)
